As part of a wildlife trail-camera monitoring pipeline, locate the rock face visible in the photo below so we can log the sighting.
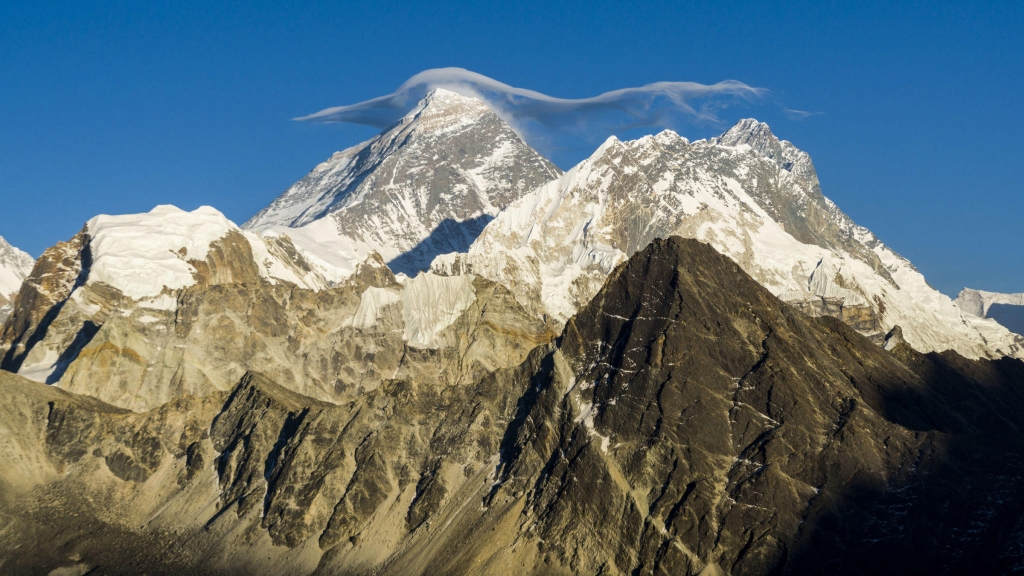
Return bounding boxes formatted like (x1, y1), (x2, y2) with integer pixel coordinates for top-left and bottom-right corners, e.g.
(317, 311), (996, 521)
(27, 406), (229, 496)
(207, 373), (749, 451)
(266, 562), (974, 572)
(4, 237), (1024, 575)
(956, 287), (1024, 336)
(243, 88), (561, 280)
(0, 233), (35, 323)
(435, 120), (1023, 360)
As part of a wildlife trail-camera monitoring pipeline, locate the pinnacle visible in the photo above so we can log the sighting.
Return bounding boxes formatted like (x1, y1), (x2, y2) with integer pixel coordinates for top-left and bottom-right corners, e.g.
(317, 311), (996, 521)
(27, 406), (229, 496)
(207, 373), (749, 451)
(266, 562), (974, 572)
(716, 118), (778, 149)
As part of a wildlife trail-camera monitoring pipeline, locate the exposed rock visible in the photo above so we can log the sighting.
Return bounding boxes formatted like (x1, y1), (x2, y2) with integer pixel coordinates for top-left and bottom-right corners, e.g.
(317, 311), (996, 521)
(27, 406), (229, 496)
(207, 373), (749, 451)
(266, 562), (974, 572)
(0, 230), (87, 376)
(0, 210), (552, 411)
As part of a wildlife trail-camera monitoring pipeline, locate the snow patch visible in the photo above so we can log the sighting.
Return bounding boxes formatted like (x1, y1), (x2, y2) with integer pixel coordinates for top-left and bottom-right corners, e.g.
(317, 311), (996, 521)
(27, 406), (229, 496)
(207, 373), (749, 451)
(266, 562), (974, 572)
(401, 273), (477, 348)
(345, 287), (402, 329)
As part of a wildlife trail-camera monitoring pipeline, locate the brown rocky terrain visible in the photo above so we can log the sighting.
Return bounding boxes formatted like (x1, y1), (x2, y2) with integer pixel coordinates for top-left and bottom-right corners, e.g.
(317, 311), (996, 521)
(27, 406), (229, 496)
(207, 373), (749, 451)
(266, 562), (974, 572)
(2, 237), (1024, 575)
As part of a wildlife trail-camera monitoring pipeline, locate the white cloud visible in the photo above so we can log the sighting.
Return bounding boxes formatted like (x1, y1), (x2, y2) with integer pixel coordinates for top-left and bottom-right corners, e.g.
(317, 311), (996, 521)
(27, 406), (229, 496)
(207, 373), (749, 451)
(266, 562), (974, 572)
(295, 68), (775, 164)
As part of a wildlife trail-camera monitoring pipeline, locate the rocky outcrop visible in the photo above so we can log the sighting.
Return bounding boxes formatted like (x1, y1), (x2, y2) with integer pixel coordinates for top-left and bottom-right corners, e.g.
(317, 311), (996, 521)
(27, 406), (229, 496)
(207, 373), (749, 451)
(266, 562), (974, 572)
(4, 237), (1024, 574)
(0, 230), (87, 375)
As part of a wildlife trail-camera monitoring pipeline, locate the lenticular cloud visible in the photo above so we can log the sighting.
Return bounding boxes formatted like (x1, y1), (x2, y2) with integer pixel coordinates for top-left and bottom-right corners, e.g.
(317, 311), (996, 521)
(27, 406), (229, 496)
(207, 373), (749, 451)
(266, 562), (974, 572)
(295, 68), (766, 162)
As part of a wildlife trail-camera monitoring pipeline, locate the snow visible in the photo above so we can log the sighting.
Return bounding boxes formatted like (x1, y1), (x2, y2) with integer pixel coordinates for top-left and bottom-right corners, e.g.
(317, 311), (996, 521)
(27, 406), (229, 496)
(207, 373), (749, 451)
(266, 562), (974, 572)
(450, 118), (1024, 360)
(344, 276), (478, 348)
(401, 272), (477, 348)
(0, 234), (35, 302)
(260, 218), (382, 285)
(344, 287), (402, 329)
(242, 88), (560, 283)
(956, 288), (1024, 317)
(83, 205), (324, 301)
(85, 205), (237, 300)
(18, 348), (60, 383)
(138, 294), (178, 311)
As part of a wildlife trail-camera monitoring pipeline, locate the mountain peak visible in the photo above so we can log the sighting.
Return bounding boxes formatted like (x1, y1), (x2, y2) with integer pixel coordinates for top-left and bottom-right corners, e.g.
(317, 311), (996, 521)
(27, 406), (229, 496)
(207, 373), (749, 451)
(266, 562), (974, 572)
(412, 88), (493, 128)
(714, 118), (816, 180)
(243, 84), (560, 281)
(423, 87), (482, 104)
(716, 118), (779, 151)
(955, 288), (1024, 335)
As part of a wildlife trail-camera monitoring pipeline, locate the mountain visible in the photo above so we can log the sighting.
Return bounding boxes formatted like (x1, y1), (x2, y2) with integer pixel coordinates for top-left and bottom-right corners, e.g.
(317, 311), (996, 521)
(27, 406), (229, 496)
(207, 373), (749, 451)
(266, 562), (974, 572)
(956, 287), (1024, 335)
(243, 88), (561, 280)
(4, 93), (1024, 574)
(0, 234), (35, 323)
(0, 205), (326, 394)
(434, 120), (1023, 360)
(4, 237), (1024, 574)
(0, 204), (551, 411)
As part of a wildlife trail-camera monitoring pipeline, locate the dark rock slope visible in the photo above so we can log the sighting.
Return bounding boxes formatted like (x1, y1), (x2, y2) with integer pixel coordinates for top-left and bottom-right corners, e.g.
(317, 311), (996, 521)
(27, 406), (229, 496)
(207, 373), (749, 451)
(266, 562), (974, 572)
(2, 237), (1024, 575)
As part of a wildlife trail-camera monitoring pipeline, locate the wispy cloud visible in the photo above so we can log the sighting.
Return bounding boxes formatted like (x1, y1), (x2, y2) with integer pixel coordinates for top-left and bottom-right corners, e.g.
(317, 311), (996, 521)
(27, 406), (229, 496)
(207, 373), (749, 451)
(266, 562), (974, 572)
(296, 68), (781, 165)
(783, 107), (825, 120)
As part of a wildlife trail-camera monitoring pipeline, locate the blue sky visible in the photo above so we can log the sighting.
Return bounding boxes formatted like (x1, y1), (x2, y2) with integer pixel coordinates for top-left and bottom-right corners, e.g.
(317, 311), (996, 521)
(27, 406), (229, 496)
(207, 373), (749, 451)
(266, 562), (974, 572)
(1, 1), (1021, 296)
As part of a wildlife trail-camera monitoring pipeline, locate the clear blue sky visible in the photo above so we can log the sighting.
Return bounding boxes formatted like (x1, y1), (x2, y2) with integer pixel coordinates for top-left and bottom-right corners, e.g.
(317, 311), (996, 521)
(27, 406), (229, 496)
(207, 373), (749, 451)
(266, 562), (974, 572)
(1, 0), (1021, 296)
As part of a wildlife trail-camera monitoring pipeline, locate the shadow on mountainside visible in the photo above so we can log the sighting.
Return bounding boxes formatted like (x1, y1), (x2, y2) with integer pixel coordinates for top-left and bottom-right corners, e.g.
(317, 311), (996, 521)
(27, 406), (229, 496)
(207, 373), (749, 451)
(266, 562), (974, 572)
(785, 346), (1024, 575)
(387, 214), (493, 276)
(478, 237), (1024, 576)
(987, 303), (1024, 337)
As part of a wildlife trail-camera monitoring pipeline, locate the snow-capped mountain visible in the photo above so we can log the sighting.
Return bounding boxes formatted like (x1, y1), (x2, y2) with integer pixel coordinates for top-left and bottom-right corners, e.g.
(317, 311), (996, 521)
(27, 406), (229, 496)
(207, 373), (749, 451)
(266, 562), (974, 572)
(433, 119), (1023, 360)
(956, 288), (1024, 336)
(244, 88), (560, 280)
(0, 234), (35, 323)
(0, 205), (327, 387)
(0, 204), (551, 410)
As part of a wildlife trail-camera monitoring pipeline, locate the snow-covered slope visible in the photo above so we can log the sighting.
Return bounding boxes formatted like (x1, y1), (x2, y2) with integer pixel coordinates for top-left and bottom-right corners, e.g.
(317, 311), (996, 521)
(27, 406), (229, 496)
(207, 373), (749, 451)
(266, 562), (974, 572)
(435, 120), (1023, 360)
(0, 205), (328, 384)
(0, 234), (35, 322)
(243, 88), (560, 281)
(956, 288), (1024, 336)
(86, 205), (325, 299)
(1, 204), (547, 401)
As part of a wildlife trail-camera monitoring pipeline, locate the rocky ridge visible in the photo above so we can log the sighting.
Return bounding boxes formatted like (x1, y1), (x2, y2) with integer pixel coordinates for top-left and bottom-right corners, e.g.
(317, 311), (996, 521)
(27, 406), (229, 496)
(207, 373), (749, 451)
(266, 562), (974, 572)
(2, 92), (1023, 575)
(3, 237), (1024, 574)
(432, 120), (1023, 360)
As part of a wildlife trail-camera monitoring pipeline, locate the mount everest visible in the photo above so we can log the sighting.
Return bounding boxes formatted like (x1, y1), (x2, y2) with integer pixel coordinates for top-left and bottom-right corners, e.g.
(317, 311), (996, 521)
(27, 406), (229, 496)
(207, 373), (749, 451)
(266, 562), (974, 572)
(2, 89), (1020, 397)
(3, 88), (1024, 574)
(243, 88), (560, 280)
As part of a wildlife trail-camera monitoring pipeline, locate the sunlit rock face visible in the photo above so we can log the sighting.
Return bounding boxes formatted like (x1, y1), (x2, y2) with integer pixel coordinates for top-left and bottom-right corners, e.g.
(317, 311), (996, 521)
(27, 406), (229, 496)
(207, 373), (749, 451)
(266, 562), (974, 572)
(0, 205), (552, 412)
(4, 81), (1024, 575)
